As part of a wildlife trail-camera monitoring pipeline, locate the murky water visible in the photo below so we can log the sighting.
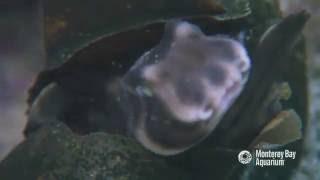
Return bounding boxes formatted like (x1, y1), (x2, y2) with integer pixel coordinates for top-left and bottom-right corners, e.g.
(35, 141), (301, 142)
(0, 2), (319, 180)
(0, 3), (44, 160)
(279, 1), (320, 179)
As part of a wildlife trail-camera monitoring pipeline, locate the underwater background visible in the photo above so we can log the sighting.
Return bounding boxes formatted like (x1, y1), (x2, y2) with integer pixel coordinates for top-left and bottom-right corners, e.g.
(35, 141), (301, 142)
(279, 0), (320, 179)
(0, 0), (319, 179)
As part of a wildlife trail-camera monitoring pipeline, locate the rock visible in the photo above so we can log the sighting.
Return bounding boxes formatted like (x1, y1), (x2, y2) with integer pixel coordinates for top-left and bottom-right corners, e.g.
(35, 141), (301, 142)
(0, 121), (189, 180)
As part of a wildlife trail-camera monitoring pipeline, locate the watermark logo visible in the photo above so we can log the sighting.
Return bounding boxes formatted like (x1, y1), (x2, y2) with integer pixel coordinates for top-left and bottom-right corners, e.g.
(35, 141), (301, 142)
(238, 150), (252, 164)
(237, 149), (297, 167)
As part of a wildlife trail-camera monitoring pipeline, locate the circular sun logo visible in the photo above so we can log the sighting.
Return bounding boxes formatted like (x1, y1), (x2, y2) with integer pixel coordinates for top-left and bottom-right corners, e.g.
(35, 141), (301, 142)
(238, 150), (252, 164)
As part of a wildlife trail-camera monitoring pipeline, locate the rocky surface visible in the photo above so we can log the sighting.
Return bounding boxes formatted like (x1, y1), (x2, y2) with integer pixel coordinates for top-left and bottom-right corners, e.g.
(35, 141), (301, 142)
(0, 121), (189, 180)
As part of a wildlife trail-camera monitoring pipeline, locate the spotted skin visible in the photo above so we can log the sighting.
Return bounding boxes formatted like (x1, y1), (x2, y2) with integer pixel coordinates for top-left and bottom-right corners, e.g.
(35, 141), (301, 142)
(123, 20), (251, 155)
